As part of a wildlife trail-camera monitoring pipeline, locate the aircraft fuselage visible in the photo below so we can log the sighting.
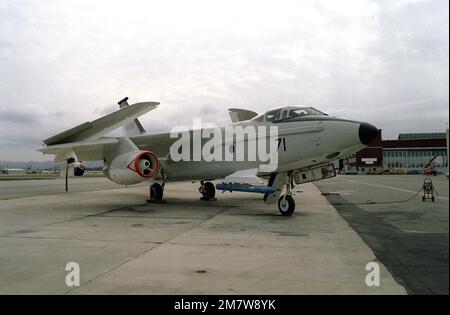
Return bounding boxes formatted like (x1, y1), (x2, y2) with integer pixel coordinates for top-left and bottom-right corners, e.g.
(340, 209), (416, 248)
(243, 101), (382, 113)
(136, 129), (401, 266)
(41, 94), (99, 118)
(130, 115), (376, 182)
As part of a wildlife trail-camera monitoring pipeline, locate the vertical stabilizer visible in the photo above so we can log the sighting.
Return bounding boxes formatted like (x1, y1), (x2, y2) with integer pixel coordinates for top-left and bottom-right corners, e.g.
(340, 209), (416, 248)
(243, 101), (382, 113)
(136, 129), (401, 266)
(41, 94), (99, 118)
(118, 97), (146, 136)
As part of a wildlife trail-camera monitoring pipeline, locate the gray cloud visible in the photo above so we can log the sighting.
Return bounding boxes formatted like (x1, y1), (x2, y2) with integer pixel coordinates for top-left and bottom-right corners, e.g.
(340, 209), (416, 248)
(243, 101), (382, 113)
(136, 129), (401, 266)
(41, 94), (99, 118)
(0, 111), (36, 124)
(0, 0), (448, 161)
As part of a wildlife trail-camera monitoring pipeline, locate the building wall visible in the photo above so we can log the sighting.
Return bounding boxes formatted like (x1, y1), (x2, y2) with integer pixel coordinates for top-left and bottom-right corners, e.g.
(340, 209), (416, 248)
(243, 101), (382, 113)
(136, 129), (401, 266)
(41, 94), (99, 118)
(341, 131), (448, 175)
(383, 148), (448, 174)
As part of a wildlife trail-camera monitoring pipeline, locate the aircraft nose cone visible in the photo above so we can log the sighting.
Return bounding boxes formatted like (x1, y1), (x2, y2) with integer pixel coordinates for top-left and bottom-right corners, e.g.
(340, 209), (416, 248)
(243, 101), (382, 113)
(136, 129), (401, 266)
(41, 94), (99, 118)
(359, 122), (379, 145)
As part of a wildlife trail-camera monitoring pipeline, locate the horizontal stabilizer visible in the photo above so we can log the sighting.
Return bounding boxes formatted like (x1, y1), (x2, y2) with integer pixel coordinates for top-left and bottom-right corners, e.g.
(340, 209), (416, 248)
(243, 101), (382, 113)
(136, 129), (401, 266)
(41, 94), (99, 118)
(228, 108), (258, 123)
(43, 101), (158, 145)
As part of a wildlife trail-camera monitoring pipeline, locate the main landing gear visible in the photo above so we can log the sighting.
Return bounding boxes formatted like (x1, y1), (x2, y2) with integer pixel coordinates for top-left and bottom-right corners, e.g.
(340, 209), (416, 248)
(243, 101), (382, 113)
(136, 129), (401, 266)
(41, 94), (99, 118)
(199, 181), (216, 201)
(149, 182), (164, 202)
(148, 170), (167, 203)
(278, 172), (296, 216)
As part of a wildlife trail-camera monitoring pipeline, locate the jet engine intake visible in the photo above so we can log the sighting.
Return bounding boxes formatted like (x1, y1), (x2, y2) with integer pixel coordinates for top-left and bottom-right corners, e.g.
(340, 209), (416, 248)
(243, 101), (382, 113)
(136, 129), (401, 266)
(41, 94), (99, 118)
(104, 150), (160, 185)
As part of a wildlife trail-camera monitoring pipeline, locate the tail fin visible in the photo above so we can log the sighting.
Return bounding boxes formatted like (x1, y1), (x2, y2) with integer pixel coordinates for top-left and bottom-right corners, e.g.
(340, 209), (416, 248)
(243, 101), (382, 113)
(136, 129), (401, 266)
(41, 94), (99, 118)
(118, 97), (146, 136)
(228, 108), (258, 123)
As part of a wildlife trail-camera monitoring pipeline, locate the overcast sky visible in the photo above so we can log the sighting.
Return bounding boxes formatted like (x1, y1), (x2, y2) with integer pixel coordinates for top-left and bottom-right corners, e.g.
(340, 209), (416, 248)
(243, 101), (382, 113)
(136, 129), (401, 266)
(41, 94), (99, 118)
(0, 0), (448, 161)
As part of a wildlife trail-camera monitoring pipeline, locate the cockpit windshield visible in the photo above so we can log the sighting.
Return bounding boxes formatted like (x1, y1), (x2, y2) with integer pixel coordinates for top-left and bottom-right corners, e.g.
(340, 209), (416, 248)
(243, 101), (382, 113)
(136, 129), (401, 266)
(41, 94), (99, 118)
(261, 107), (327, 123)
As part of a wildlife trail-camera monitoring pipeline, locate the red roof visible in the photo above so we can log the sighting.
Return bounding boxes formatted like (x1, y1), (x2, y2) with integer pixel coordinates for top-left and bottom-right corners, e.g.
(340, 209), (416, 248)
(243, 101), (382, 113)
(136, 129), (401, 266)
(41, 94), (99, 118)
(381, 139), (446, 148)
(366, 130), (447, 148)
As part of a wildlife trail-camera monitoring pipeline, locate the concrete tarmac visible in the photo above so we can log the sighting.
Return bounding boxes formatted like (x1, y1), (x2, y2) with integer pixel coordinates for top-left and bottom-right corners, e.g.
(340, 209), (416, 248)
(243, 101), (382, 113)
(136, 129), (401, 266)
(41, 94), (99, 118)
(315, 175), (449, 295)
(0, 177), (129, 200)
(0, 177), (405, 294)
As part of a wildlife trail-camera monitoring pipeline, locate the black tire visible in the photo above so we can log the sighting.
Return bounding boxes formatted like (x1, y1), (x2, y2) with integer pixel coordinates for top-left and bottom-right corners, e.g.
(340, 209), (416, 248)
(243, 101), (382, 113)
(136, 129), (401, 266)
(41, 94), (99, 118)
(278, 195), (295, 216)
(150, 183), (163, 202)
(202, 182), (216, 199)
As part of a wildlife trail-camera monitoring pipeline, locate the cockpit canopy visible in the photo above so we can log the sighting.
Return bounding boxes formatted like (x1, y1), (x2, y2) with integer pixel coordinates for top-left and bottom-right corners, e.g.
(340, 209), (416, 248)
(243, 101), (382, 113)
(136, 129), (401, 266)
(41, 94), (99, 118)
(253, 106), (328, 123)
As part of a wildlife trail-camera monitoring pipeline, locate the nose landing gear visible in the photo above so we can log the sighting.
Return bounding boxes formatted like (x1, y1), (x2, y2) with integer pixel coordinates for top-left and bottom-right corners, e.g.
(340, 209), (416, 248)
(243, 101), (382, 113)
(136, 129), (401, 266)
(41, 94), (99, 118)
(278, 195), (295, 216)
(278, 172), (296, 216)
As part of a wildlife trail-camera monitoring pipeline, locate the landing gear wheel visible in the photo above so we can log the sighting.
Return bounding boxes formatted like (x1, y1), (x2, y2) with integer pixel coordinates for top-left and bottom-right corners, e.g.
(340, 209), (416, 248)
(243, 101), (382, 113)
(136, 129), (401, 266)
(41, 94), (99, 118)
(201, 181), (216, 200)
(278, 195), (295, 216)
(198, 182), (216, 201)
(150, 183), (163, 202)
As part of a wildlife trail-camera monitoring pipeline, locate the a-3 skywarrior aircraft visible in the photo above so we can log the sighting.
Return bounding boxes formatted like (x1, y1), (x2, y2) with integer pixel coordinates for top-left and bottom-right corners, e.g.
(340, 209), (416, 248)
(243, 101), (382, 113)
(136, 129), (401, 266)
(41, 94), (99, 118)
(39, 97), (379, 216)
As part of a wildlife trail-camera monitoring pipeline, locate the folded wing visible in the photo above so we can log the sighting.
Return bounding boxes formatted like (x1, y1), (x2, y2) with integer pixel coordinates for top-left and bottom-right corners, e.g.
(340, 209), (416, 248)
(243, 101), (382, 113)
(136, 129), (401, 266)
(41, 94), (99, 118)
(39, 100), (158, 162)
(43, 101), (158, 145)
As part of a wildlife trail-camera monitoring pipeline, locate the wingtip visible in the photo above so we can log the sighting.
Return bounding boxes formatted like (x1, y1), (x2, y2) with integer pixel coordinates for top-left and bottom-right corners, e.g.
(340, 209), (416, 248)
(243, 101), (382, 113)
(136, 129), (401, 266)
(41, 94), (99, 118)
(134, 101), (160, 107)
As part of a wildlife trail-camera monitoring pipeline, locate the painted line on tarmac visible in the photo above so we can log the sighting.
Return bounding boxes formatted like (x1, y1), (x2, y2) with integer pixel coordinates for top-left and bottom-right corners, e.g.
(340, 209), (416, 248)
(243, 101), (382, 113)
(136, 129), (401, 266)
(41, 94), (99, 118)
(401, 229), (445, 234)
(345, 180), (449, 201)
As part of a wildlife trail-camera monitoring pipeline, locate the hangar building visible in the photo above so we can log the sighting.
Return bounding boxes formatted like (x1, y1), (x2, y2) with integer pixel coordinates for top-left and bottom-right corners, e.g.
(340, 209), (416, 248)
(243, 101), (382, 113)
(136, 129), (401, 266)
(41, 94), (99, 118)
(341, 131), (448, 175)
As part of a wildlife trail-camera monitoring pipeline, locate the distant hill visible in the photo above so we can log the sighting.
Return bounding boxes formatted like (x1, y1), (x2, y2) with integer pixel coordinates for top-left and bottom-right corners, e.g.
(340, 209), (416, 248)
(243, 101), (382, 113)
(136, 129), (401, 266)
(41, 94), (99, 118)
(0, 160), (104, 170)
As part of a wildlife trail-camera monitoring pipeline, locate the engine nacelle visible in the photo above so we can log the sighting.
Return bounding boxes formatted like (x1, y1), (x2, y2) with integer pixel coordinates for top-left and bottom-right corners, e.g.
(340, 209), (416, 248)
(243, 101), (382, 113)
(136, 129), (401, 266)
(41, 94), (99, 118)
(104, 150), (160, 185)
